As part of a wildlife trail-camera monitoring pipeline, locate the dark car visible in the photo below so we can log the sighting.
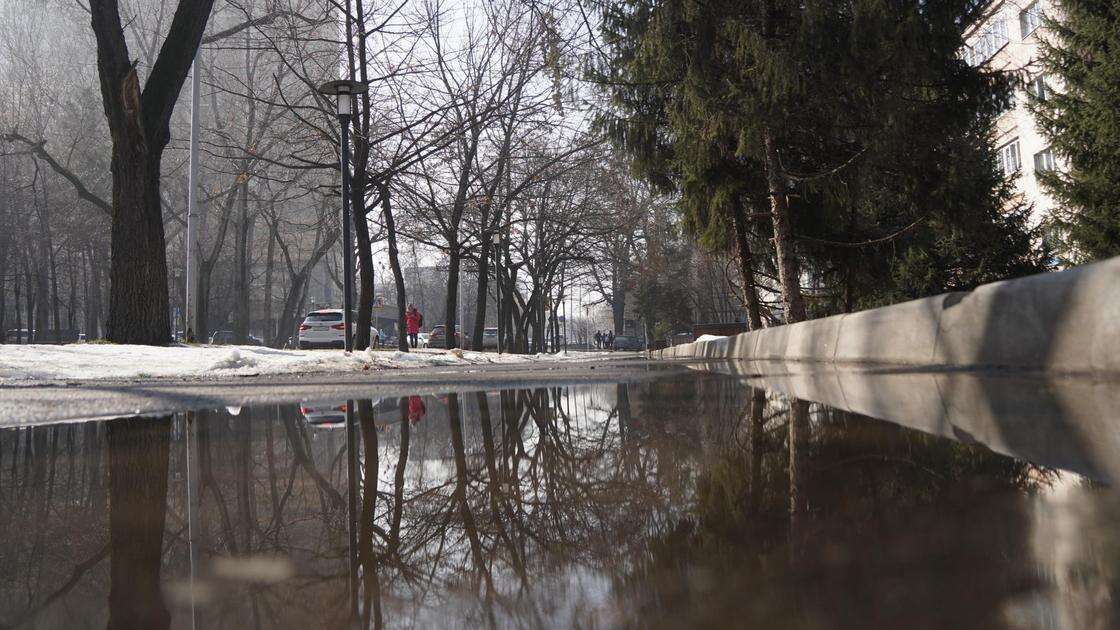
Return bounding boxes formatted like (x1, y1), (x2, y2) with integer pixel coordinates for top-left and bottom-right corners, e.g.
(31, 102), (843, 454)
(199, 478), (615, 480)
(611, 335), (645, 351)
(210, 331), (264, 345)
(428, 325), (469, 348)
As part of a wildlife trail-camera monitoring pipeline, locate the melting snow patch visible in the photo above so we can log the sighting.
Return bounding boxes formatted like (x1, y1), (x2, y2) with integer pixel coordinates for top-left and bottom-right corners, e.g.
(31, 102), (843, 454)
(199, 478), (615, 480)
(209, 349), (259, 370)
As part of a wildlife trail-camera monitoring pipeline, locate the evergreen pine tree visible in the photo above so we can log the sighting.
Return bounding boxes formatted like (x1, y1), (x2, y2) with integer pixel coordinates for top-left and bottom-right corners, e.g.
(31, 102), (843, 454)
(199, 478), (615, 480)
(1032, 0), (1120, 261)
(596, 0), (1044, 319)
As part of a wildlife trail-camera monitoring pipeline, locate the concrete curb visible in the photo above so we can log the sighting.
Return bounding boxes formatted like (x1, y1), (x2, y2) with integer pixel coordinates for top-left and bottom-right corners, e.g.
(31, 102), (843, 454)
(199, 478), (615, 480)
(657, 256), (1120, 374)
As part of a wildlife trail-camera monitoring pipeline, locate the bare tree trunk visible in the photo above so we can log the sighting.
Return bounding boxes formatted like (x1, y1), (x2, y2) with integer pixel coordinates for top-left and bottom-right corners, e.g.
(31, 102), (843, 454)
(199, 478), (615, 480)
(379, 183), (409, 352)
(764, 129), (806, 324)
(13, 261), (23, 343)
(263, 222), (276, 345)
(67, 247), (78, 330)
(444, 244), (460, 349)
(0, 248), (6, 342)
(351, 156), (373, 349)
(471, 247), (490, 351)
(90, 0), (215, 345)
(234, 181), (251, 344)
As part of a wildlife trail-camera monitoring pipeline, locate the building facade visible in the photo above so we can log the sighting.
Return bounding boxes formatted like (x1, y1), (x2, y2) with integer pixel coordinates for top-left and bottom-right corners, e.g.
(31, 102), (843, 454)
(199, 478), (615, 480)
(963, 0), (1060, 227)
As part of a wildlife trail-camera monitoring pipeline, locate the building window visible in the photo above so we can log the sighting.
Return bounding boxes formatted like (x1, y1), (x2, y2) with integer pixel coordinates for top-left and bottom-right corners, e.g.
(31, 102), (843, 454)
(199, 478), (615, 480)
(1020, 2), (1044, 38)
(969, 17), (1010, 65)
(998, 139), (1022, 176)
(1034, 148), (1056, 172)
(1028, 74), (1049, 100)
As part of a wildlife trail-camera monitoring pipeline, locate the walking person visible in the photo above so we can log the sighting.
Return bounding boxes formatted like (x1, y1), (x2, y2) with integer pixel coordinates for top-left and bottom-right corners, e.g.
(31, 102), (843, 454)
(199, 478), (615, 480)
(594, 331), (602, 350)
(405, 304), (423, 348)
(607, 330), (615, 350)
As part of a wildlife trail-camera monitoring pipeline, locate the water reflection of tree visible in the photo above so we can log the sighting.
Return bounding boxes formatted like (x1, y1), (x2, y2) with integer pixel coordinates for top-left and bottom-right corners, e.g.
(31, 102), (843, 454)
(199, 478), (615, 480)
(106, 416), (171, 629)
(0, 407), (352, 629)
(617, 391), (1056, 629)
(341, 381), (724, 627)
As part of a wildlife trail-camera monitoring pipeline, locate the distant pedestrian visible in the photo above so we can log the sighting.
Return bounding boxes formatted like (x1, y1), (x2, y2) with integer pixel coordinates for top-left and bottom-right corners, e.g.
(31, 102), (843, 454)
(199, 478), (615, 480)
(594, 331), (602, 349)
(405, 304), (423, 348)
(607, 330), (615, 350)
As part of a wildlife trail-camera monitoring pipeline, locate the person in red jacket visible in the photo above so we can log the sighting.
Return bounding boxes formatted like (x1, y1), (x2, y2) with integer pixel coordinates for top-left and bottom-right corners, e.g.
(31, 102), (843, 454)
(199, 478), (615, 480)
(405, 304), (423, 348)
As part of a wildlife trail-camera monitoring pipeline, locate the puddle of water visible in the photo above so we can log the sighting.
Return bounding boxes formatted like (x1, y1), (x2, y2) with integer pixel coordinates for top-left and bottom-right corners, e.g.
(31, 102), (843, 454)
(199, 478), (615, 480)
(0, 371), (1118, 628)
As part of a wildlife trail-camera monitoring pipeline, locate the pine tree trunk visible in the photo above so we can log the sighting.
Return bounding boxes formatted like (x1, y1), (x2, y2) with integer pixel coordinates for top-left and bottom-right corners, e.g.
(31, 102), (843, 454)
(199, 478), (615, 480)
(731, 200), (763, 330)
(764, 129), (806, 324)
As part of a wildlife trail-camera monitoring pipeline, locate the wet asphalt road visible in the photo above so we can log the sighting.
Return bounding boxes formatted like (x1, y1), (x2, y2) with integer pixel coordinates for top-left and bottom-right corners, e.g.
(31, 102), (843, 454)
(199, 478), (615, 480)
(0, 357), (695, 427)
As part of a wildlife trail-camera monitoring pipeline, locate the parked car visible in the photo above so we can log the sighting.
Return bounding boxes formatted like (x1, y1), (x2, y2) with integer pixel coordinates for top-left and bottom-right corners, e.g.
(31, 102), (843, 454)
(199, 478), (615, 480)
(298, 310), (346, 349)
(4, 329), (33, 344)
(417, 332), (430, 348)
(297, 309), (379, 349)
(481, 327), (499, 349)
(427, 325), (469, 348)
(210, 330), (264, 345)
(611, 335), (645, 351)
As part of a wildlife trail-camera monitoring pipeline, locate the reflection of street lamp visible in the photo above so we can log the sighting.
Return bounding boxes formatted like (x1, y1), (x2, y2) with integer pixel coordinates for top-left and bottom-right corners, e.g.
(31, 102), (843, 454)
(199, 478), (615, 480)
(317, 79), (368, 352)
(492, 232), (503, 355)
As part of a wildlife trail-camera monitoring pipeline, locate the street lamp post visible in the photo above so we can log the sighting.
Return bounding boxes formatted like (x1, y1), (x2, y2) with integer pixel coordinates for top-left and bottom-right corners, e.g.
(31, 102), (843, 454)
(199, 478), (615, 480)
(492, 232), (503, 355)
(317, 79), (368, 353)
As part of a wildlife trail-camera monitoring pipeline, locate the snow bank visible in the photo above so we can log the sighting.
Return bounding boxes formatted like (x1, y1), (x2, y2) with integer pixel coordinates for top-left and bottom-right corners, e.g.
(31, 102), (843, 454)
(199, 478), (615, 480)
(695, 334), (728, 343)
(0, 343), (617, 382)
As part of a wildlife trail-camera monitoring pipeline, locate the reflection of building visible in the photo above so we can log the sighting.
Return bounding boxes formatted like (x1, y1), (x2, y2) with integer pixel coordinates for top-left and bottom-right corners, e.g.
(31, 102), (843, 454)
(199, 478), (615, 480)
(964, 0), (1060, 226)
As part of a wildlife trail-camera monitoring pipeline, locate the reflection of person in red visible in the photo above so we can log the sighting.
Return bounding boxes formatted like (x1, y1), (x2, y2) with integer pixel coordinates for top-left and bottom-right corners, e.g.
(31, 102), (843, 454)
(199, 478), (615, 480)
(407, 396), (427, 424)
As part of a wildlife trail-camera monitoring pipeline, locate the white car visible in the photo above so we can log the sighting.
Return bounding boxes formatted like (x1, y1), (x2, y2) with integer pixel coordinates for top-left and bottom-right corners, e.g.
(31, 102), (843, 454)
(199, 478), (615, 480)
(298, 309), (347, 349)
(298, 309), (378, 349)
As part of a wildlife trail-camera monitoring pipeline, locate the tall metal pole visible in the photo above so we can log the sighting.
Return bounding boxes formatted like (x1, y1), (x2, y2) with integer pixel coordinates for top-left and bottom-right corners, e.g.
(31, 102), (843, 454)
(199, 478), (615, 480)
(185, 57), (201, 342)
(494, 239), (503, 355)
(339, 111), (354, 353)
(562, 267), (568, 352)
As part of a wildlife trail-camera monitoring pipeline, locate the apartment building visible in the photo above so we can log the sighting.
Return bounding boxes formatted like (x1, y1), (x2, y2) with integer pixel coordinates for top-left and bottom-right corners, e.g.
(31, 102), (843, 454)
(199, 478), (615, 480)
(963, 0), (1059, 226)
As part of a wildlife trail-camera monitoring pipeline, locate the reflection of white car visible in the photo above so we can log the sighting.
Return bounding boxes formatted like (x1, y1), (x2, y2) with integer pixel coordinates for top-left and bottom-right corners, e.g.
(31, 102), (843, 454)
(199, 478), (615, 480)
(299, 402), (348, 428)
